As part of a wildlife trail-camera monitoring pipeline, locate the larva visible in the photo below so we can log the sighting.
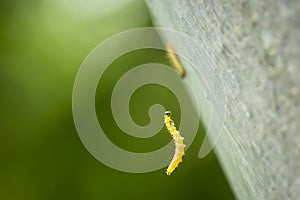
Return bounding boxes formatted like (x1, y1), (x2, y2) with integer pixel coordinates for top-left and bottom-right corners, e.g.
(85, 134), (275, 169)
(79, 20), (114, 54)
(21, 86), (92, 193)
(166, 42), (186, 78)
(164, 111), (186, 175)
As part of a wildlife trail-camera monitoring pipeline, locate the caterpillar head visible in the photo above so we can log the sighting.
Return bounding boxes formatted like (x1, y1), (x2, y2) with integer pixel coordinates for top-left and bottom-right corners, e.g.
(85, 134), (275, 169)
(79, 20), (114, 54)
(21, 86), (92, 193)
(164, 111), (171, 116)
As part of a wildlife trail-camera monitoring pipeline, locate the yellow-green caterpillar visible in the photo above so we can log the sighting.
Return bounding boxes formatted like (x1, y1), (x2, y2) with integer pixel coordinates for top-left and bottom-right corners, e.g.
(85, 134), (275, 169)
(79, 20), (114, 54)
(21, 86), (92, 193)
(166, 42), (186, 78)
(164, 111), (186, 175)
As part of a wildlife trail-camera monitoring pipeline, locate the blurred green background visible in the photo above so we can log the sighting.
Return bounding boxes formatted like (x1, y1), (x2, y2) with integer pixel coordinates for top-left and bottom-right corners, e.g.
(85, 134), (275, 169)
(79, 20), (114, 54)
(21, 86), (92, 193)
(0, 0), (234, 199)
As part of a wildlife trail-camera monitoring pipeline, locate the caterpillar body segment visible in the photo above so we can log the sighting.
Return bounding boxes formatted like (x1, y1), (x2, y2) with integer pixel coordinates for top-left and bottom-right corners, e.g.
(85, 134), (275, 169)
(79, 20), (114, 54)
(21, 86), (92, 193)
(164, 111), (186, 175)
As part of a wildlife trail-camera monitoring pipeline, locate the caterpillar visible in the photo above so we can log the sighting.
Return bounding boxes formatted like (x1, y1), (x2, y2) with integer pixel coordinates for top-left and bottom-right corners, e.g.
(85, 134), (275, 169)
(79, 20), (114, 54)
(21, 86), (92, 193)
(164, 111), (186, 175)
(166, 42), (186, 78)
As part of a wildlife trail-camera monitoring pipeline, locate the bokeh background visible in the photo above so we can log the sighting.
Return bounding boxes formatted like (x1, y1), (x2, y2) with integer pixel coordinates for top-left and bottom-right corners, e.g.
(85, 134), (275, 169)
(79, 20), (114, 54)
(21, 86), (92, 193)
(0, 0), (235, 199)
